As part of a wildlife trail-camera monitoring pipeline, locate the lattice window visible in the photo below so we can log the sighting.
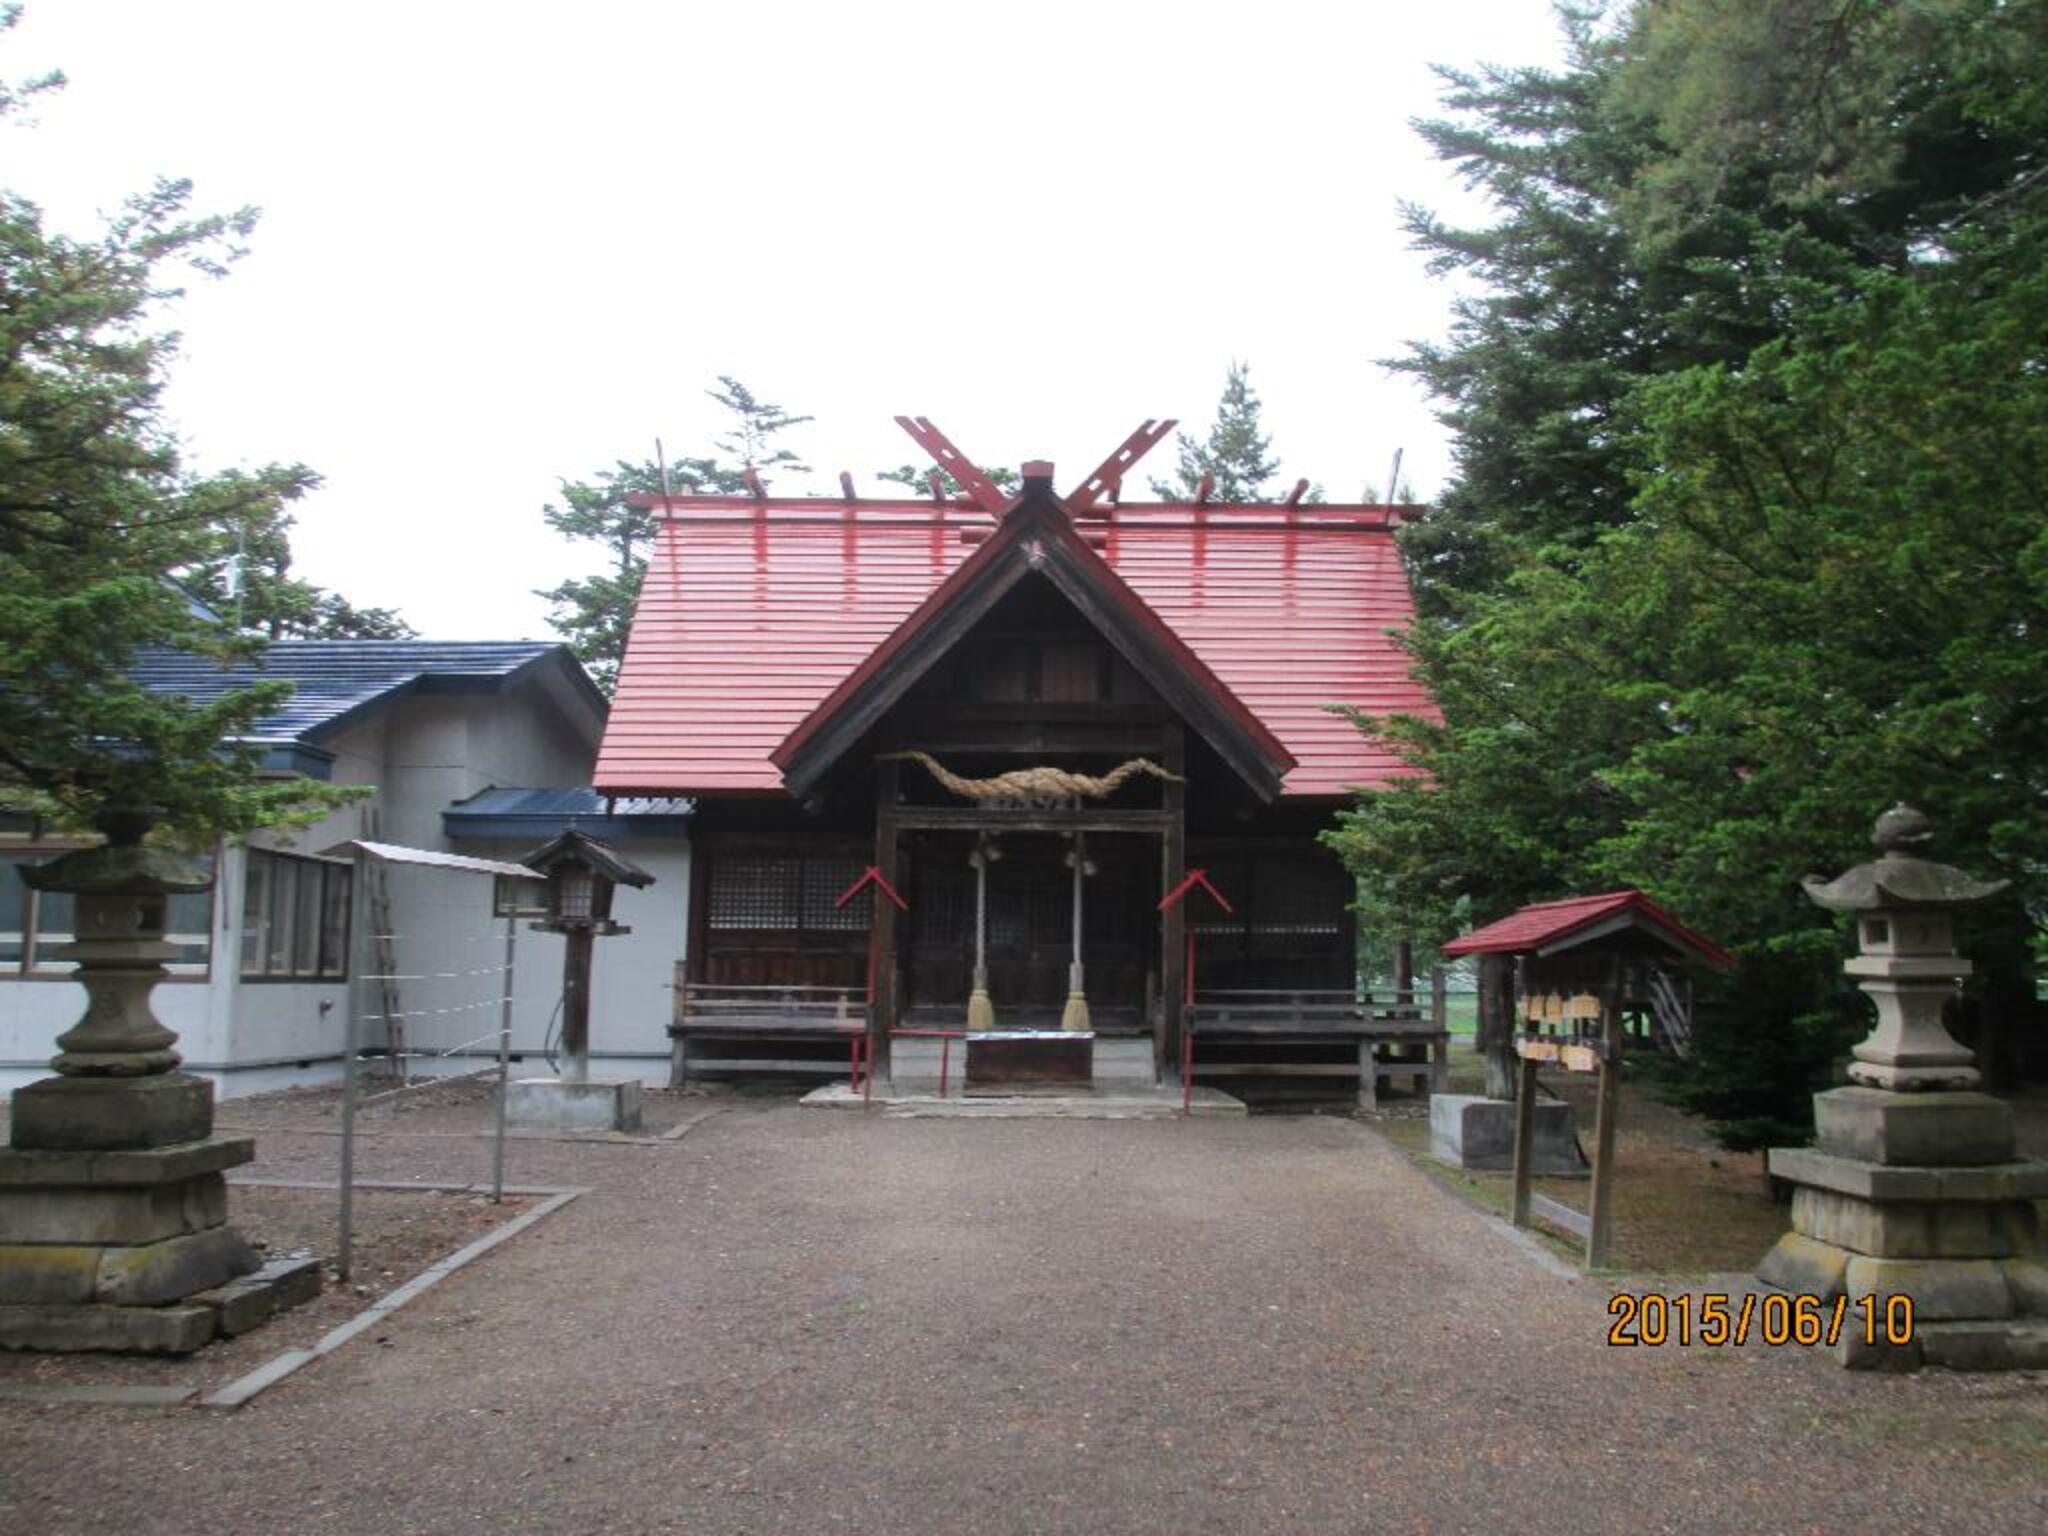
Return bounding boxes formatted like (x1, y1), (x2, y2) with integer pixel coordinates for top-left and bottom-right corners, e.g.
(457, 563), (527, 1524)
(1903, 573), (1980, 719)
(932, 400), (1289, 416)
(988, 886), (1029, 947)
(710, 851), (871, 933)
(1250, 857), (1345, 938)
(1189, 858), (1250, 938)
(709, 855), (802, 930)
(800, 857), (869, 932)
(910, 863), (969, 947)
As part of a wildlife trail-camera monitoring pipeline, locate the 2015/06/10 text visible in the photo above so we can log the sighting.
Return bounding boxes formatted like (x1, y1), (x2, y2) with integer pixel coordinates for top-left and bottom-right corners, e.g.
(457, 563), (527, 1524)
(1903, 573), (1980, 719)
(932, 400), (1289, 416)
(1606, 1291), (1915, 1348)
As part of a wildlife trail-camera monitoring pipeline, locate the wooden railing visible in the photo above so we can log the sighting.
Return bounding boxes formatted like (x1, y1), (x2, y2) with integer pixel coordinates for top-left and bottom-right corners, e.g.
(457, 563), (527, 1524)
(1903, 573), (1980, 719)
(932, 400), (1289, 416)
(669, 975), (870, 1089)
(1183, 987), (1450, 1111)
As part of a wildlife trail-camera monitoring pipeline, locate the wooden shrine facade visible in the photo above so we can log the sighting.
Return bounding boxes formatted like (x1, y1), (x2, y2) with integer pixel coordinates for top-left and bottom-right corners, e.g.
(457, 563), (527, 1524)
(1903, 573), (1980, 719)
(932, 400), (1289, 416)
(595, 419), (1440, 1082)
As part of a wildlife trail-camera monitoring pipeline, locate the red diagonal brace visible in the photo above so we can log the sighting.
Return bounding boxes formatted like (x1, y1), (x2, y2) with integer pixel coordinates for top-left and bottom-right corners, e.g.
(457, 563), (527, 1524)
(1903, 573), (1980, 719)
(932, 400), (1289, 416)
(835, 865), (909, 911)
(893, 416), (1009, 514)
(1161, 867), (1233, 1018)
(1159, 867), (1233, 915)
(1067, 419), (1176, 515)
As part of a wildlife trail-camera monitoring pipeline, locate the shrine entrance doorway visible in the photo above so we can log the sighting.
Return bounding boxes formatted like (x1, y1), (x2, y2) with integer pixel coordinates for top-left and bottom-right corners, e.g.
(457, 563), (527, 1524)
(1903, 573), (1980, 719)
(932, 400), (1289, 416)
(900, 831), (1156, 1034)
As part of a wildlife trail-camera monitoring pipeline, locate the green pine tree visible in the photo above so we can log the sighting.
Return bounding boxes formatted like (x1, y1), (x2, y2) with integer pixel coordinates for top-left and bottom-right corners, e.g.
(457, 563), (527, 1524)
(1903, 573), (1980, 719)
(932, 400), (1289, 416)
(1328, 0), (2048, 1143)
(539, 378), (812, 692)
(0, 19), (361, 840)
(1151, 362), (1284, 503)
(181, 503), (413, 640)
(875, 463), (1018, 498)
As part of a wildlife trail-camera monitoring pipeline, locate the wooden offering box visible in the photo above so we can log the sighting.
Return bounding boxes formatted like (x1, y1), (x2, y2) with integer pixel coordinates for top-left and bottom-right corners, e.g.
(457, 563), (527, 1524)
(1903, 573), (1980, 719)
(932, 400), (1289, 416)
(964, 1030), (1094, 1094)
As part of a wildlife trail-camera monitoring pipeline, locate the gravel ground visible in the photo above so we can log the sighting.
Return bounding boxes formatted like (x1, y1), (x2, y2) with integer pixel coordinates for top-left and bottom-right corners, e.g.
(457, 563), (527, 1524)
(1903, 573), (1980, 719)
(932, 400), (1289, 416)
(3, 1086), (2045, 1534)
(0, 1183), (532, 1396)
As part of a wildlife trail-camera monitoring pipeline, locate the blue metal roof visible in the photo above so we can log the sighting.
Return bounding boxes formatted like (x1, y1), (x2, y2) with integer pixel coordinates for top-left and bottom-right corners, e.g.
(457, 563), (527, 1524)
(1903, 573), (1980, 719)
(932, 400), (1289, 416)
(131, 641), (604, 752)
(442, 787), (693, 842)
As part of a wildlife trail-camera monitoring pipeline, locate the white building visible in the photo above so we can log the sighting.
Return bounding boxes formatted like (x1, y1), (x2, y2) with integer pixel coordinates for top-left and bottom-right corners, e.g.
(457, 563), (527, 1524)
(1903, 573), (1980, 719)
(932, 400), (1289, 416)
(1, 641), (691, 1099)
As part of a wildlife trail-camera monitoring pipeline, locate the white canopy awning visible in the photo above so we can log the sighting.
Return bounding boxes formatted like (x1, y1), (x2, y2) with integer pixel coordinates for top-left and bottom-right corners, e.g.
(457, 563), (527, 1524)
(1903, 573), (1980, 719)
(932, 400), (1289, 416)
(314, 839), (544, 880)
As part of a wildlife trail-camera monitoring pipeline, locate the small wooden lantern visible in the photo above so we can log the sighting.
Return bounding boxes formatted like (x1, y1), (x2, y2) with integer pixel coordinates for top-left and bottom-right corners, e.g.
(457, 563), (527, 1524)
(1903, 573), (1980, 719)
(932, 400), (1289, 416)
(522, 830), (651, 937)
(519, 830), (655, 1082)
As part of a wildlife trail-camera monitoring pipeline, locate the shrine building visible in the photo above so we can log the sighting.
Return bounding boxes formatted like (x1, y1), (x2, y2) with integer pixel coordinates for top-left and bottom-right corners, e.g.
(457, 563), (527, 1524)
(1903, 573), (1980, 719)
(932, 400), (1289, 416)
(593, 419), (1438, 1087)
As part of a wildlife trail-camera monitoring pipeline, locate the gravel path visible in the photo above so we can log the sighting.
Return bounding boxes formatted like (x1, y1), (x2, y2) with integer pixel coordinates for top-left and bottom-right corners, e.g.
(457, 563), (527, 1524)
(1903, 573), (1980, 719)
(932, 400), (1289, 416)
(4, 1092), (2045, 1534)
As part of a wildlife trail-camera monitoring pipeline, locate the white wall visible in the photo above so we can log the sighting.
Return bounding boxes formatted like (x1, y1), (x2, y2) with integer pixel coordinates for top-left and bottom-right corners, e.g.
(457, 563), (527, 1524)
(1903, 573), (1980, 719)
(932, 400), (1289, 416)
(1, 665), (615, 1100)
(0, 965), (225, 1095)
(420, 838), (692, 1085)
(0, 842), (352, 1098)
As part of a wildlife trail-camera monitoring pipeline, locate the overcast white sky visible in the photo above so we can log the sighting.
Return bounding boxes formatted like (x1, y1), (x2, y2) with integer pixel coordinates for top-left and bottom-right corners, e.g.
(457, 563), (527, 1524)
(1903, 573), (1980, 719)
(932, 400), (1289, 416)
(6, 1), (1568, 640)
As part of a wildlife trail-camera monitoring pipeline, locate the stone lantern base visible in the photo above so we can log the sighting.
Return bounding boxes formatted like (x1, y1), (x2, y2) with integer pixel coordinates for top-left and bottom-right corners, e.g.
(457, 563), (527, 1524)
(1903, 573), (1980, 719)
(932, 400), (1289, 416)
(0, 1073), (259, 1354)
(1760, 1086), (2048, 1370)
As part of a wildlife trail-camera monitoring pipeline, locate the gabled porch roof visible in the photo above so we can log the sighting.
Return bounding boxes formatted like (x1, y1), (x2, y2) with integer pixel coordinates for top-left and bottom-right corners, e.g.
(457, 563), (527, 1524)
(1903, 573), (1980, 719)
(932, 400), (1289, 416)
(770, 467), (1294, 801)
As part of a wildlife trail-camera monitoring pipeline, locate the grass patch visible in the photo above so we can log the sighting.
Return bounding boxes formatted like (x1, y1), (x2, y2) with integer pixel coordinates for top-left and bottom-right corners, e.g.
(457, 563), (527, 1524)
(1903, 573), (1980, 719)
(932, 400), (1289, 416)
(1802, 1396), (2048, 1481)
(1370, 1051), (1791, 1277)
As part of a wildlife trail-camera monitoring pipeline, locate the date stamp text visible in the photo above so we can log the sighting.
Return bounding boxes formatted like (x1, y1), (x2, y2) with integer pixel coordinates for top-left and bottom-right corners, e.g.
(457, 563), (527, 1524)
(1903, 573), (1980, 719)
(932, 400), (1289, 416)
(1606, 1291), (1915, 1348)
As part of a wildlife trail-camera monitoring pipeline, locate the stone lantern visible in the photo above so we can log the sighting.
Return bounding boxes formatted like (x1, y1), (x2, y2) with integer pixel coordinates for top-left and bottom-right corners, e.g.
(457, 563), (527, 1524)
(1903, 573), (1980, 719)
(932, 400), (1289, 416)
(1801, 803), (2003, 1092)
(0, 819), (260, 1353)
(1759, 805), (2048, 1370)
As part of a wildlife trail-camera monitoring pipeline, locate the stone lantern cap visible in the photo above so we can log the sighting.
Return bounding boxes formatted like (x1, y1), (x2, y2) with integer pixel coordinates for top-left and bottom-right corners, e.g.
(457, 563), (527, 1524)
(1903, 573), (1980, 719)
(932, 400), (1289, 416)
(1801, 804), (2008, 913)
(20, 841), (213, 896)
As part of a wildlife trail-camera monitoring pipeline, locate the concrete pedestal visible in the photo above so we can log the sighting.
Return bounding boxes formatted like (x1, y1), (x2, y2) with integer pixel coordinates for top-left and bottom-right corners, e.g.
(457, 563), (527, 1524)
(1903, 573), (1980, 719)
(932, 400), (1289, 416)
(506, 1077), (643, 1133)
(1760, 1086), (2048, 1370)
(1430, 1092), (1587, 1175)
(0, 1086), (260, 1354)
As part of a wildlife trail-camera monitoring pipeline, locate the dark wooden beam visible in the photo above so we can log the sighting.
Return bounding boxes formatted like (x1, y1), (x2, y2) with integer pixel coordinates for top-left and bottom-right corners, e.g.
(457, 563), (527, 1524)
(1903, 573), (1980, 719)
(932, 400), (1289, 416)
(1283, 478), (1309, 508)
(1159, 722), (1187, 1081)
(879, 732), (1170, 759)
(892, 807), (1176, 834)
(869, 760), (903, 1074)
(676, 822), (715, 1085)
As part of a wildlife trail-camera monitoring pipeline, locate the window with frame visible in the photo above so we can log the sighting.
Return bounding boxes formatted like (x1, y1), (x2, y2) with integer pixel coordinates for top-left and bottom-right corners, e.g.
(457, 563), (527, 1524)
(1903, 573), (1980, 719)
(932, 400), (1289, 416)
(1, 850), (213, 977)
(708, 851), (867, 933)
(240, 849), (350, 981)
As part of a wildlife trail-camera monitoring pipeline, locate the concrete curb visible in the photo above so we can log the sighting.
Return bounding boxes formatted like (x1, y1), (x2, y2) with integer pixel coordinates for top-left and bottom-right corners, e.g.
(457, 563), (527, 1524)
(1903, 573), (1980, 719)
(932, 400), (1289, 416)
(199, 1182), (584, 1411)
(217, 1122), (681, 1147)
(0, 1384), (199, 1406)
(1346, 1118), (1582, 1283)
(1485, 1216), (1581, 1281)
(660, 1107), (728, 1141)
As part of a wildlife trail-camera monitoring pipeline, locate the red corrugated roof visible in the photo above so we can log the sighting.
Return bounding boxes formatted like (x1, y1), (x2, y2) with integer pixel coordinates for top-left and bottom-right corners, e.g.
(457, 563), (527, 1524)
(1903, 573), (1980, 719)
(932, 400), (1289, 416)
(1441, 890), (1733, 967)
(594, 498), (1438, 799)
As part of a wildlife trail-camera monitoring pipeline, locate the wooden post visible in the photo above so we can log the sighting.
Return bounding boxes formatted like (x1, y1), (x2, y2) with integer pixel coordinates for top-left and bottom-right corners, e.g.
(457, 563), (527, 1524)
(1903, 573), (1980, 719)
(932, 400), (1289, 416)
(560, 926), (593, 1081)
(684, 824), (713, 988)
(1509, 1052), (1539, 1229)
(1157, 723), (1186, 1081)
(870, 759), (902, 1078)
(1585, 976), (1625, 1270)
(1394, 937), (1414, 1006)
(1429, 966), (1449, 1091)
